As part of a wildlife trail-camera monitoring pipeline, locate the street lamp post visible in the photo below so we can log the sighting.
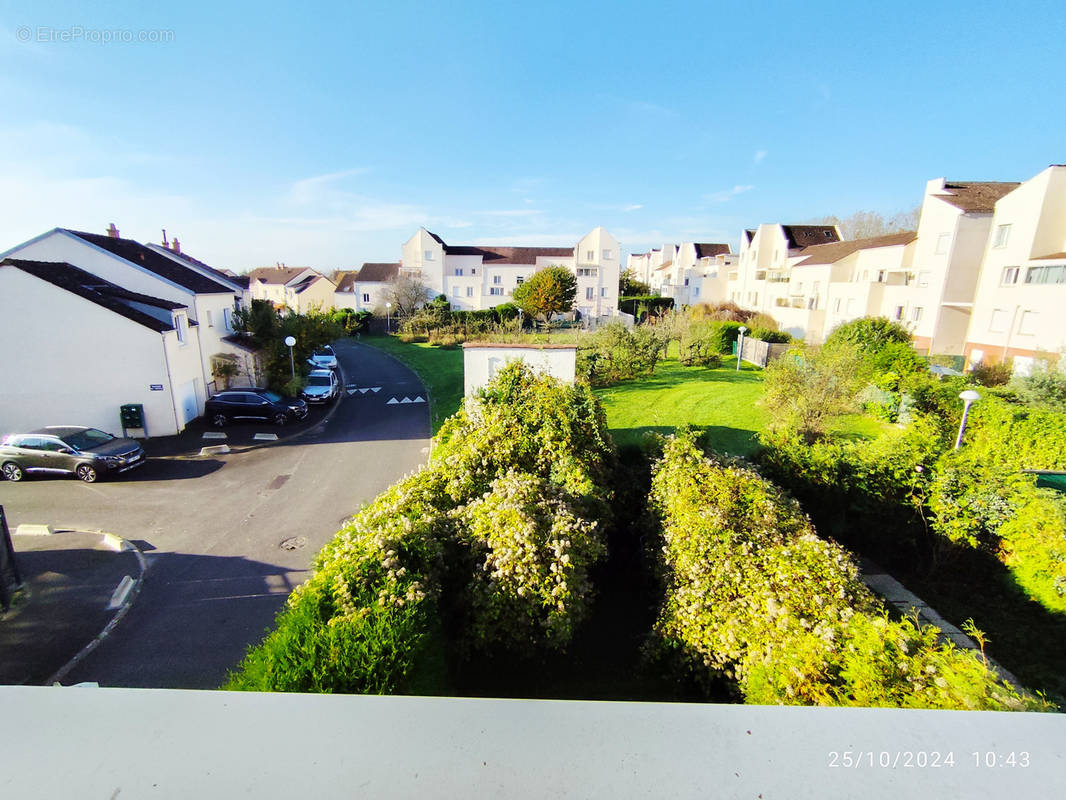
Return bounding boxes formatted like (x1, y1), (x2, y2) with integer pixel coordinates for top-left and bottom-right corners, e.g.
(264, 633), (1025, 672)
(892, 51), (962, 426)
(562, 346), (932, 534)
(386, 303), (391, 334)
(736, 325), (748, 371)
(954, 389), (981, 450)
(284, 335), (296, 380)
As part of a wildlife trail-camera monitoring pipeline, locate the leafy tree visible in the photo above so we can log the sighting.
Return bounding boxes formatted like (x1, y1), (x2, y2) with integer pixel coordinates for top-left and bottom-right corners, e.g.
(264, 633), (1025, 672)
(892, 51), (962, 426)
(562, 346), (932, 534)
(825, 316), (913, 355)
(814, 207), (919, 240)
(618, 267), (651, 297)
(511, 265), (576, 326)
(762, 343), (870, 441)
(382, 274), (431, 318)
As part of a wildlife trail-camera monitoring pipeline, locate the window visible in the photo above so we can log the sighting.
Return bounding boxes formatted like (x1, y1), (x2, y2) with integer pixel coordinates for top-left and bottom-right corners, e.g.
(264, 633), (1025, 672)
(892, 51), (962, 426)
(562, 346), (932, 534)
(834, 298), (842, 313)
(424, 250), (434, 261)
(846, 298), (855, 314)
(586, 287), (594, 300)
(577, 268), (596, 277)
(877, 270), (886, 283)
(894, 305), (904, 320)
(1001, 267), (1020, 285)
(911, 306), (923, 322)
(516, 276), (525, 284)
(489, 287), (504, 296)
(454, 268), (464, 276)
(1025, 265), (1066, 284)
(362, 293), (370, 303)
(602, 249), (612, 260)
(493, 275), (501, 285)
(693, 288), (700, 297)
(452, 287), (460, 297)
(470, 268), (476, 275)
(206, 310), (214, 328)
(223, 307), (232, 331)
(935, 233), (952, 254)
(989, 309), (1009, 332)
(600, 287), (607, 297)
(586, 250), (594, 260)
(993, 224), (1012, 249)
(918, 271), (931, 287)
(175, 313), (187, 344)
(466, 287), (473, 297)
(1018, 310), (1038, 335)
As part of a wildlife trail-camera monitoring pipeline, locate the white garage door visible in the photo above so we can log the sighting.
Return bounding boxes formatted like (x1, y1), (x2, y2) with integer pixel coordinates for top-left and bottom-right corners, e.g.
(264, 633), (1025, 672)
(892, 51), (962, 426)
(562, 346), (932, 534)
(177, 379), (200, 427)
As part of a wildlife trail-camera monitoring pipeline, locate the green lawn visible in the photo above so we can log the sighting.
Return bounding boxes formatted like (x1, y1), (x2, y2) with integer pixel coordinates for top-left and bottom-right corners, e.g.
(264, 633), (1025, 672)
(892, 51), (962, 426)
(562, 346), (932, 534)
(363, 335), (888, 450)
(362, 335), (463, 434)
(595, 357), (768, 456)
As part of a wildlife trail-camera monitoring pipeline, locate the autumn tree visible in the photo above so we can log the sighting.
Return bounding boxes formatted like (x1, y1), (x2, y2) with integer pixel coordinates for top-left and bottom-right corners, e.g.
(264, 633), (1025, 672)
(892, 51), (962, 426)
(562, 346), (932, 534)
(512, 265), (577, 326)
(815, 207), (920, 240)
(381, 274), (431, 318)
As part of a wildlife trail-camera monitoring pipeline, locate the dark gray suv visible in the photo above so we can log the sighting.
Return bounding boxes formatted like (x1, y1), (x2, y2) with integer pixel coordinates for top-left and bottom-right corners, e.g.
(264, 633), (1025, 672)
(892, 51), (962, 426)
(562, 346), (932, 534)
(0, 426), (146, 482)
(205, 388), (308, 427)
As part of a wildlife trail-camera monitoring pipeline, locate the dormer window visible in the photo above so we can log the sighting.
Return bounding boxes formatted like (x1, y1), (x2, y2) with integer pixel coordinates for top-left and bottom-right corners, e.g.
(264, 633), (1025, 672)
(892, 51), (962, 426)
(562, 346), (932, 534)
(174, 312), (188, 344)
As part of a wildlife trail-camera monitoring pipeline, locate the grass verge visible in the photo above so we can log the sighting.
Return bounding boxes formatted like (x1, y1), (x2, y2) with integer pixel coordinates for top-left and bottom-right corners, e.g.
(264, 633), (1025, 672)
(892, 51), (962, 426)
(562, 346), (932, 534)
(361, 335), (464, 434)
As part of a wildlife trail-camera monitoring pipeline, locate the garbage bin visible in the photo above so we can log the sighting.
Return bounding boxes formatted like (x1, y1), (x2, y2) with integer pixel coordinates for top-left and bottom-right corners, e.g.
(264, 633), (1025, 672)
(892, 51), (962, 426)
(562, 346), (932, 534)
(120, 403), (146, 436)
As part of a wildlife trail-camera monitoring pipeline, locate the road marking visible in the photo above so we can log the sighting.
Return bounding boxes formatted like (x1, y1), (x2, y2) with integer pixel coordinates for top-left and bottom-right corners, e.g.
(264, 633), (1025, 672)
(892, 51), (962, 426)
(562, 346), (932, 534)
(413, 396), (425, 403)
(199, 444), (230, 456)
(371, 387), (381, 393)
(400, 396), (413, 404)
(386, 397), (399, 405)
(14, 524), (54, 536)
(108, 575), (135, 610)
(253, 433), (278, 441)
(202, 432), (227, 440)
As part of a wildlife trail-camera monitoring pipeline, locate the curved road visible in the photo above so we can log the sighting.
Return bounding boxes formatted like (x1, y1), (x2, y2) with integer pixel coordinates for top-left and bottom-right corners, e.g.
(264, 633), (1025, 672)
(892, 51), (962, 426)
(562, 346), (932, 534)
(0, 340), (431, 688)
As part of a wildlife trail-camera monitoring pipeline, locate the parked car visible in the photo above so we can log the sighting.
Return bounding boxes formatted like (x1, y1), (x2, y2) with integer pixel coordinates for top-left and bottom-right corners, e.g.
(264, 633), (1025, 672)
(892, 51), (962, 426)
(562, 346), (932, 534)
(309, 345), (339, 371)
(205, 389), (308, 427)
(301, 368), (340, 404)
(0, 426), (145, 483)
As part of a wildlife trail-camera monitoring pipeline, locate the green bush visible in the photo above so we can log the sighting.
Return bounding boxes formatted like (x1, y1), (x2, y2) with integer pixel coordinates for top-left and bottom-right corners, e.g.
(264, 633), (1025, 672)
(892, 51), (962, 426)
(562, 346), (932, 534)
(650, 431), (1050, 710)
(970, 361), (1013, 387)
(228, 362), (616, 691)
(825, 316), (913, 355)
(577, 323), (667, 386)
(618, 296), (674, 319)
(749, 327), (790, 344)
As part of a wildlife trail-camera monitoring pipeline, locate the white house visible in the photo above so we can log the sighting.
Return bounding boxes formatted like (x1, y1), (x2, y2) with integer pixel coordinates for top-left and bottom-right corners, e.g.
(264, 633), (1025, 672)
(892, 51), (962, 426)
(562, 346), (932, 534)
(645, 242), (732, 307)
(964, 165), (1066, 371)
(333, 262), (400, 312)
(462, 343), (577, 396)
(400, 227), (623, 322)
(0, 259), (206, 437)
(1, 226), (246, 410)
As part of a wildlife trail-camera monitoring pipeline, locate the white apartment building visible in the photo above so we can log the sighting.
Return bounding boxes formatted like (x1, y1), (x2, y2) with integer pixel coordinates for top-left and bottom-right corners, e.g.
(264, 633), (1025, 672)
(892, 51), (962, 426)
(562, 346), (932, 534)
(401, 227), (622, 321)
(639, 242), (732, 306)
(965, 165), (1066, 371)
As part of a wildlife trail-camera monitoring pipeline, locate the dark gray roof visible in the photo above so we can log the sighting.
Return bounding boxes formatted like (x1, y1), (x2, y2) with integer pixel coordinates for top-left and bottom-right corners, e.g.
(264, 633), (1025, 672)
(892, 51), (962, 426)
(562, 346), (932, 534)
(693, 243), (730, 259)
(934, 182), (1021, 213)
(63, 229), (234, 294)
(423, 231), (572, 263)
(781, 225), (841, 250)
(2, 258), (183, 333)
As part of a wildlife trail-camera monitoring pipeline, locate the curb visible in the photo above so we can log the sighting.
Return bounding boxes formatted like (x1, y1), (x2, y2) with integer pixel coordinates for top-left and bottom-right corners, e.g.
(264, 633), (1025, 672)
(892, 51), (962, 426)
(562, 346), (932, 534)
(46, 530), (149, 686)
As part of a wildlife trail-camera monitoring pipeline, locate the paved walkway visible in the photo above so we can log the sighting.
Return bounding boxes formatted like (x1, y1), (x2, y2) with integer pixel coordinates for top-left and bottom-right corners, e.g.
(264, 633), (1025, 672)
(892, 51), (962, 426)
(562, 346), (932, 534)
(858, 557), (1022, 688)
(0, 530), (145, 685)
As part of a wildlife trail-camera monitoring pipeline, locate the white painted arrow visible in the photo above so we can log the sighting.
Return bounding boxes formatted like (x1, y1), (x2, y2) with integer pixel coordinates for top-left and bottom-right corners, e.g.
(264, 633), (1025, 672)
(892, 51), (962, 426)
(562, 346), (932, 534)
(346, 389), (359, 396)
(386, 397), (399, 405)
(412, 396), (426, 403)
(400, 397), (413, 404)
(371, 387), (381, 393)
(359, 388), (370, 394)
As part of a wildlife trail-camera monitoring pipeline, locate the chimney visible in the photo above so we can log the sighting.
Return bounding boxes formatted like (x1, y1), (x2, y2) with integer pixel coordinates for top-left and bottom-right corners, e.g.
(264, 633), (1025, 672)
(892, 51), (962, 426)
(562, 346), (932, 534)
(162, 228), (169, 248)
(172, 237), (181, 254)
(107, 223), (120, 238)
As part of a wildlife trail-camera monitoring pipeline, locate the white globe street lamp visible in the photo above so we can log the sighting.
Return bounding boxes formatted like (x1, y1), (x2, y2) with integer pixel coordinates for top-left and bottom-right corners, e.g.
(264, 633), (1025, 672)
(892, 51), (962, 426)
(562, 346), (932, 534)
(954, 389), (981, 450)
(284, 335), (297, 380)
(736, 325), (748, 371)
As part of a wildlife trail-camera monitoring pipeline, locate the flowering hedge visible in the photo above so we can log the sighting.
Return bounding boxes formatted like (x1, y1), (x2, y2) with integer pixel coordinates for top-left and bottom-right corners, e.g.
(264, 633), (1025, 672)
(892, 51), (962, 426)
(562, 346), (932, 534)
(650, 431), (1050, 710)
(227, 362), (614, 692)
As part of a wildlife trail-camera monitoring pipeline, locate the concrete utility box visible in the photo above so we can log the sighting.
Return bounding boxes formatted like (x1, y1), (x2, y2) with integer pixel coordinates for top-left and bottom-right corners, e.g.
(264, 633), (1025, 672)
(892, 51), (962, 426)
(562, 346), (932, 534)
(462, 343), (577, 397)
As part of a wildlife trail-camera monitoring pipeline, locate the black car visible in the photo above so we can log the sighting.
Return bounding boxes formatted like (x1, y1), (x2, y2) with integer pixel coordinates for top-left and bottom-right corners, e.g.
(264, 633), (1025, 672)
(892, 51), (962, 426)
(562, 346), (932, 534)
(205, 388), (308, 427)
(0, 426), (146, 483)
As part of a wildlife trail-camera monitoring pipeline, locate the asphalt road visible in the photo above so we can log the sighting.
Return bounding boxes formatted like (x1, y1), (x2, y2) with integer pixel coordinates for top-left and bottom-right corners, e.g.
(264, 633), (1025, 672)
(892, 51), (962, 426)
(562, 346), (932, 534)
(0, 339), (432, 688)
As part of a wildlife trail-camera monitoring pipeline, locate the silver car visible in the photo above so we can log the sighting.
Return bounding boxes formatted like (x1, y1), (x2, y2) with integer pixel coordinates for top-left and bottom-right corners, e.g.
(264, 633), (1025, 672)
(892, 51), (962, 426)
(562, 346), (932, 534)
(309, 345), (339, 371)
(300, 369), (340, 404)
(0, 426), (146, 483)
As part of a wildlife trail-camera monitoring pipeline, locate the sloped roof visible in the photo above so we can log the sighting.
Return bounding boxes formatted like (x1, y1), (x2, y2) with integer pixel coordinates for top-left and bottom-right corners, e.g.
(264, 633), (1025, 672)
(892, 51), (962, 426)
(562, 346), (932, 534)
(782, 225), (841, 250)
(350, 262), (400, 284)
(2, 258), (183, 333)
(63, 229), (233, 294)
(292, 274), (336, 294)
(151, 245), (246, 291)
(793, 231), (917, 267)
(1034, 251), (1066, 260)
(934, 181), (1020, 213)
(655, 260), (674, 272)
(247, 266), (312, 285)
(693, 243), (730, 259)
(423, 231), (572, 264)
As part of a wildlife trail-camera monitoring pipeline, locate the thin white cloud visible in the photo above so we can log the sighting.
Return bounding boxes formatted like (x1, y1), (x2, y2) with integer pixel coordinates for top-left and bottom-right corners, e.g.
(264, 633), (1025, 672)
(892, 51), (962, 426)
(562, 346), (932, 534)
(753, 149), (768, 164)
(704, 185), (754, 203)
(622, 204), (643, 212)
(289, 167), (371, 205)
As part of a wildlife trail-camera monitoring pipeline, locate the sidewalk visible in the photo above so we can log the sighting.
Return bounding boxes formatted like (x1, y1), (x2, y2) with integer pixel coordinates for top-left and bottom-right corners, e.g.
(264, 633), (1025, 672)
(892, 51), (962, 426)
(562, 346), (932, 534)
(0, 530), (145, 685)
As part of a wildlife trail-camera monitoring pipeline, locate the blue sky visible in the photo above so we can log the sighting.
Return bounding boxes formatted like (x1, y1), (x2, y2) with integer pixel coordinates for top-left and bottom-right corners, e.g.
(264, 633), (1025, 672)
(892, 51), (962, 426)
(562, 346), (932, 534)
(1, 0), (1063, 272)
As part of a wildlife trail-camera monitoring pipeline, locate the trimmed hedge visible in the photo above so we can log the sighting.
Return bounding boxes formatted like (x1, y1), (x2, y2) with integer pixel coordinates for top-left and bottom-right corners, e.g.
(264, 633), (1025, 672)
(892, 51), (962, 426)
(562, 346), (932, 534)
(226, 362), (615, 692)
(650, 431), (1049, 710)
(619, 295), (674, 318)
